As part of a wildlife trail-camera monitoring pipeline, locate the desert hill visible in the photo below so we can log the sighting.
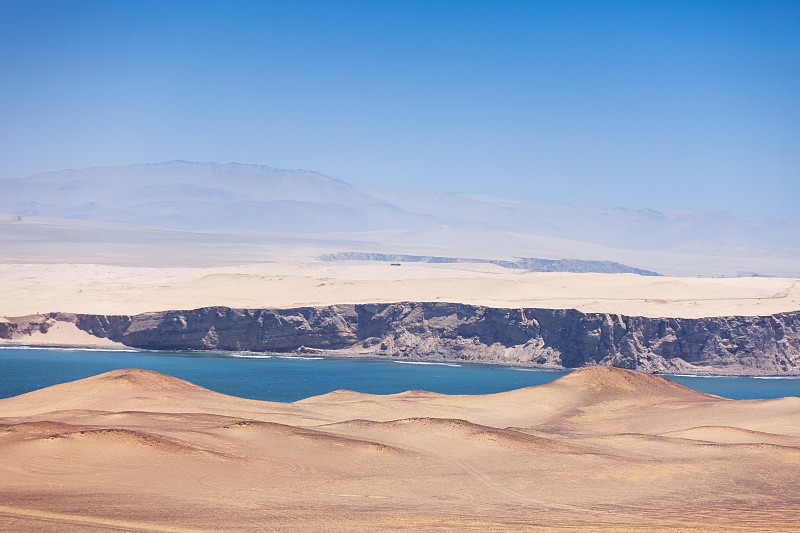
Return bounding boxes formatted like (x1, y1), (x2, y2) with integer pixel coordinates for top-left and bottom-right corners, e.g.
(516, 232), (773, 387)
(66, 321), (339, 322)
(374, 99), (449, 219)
(2, 366), (799, 531)
(2, 161), (796, 252)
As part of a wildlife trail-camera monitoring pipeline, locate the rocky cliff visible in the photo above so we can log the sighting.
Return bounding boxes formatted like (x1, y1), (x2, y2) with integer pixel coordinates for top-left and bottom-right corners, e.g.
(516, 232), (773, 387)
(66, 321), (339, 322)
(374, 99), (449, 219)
(3, 303), (799, 375)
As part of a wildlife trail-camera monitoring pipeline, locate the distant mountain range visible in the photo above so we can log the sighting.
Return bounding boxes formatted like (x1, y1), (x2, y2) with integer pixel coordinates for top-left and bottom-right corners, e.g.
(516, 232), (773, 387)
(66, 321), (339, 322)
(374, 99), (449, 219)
(1, 161), (798, 276)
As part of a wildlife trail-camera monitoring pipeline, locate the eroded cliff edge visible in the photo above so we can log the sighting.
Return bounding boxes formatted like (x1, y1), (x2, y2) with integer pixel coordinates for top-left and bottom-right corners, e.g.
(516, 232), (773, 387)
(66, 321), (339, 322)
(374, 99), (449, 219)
(2, 302), (799, 375)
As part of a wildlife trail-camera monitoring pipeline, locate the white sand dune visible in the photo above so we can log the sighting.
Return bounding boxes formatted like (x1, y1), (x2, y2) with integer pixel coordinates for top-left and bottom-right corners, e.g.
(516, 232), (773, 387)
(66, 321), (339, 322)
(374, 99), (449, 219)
(0, 261), (798, 320)
(2, 366), (799, 532)
(0, 320), (126, 348)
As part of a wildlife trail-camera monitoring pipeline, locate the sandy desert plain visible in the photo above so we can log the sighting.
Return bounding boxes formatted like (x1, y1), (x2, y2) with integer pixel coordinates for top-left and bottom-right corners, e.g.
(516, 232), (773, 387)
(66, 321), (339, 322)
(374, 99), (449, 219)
(2, 259), (800, 531)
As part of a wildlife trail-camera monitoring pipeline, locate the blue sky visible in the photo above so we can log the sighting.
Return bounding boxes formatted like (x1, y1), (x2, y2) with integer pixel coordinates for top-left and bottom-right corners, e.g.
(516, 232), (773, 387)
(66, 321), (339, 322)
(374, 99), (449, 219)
(1, 1), (798, 222)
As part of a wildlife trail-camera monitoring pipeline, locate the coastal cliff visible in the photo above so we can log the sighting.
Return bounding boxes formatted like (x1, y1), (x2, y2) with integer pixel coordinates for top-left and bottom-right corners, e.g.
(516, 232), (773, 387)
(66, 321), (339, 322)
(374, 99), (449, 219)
(3, 303), (799, 375)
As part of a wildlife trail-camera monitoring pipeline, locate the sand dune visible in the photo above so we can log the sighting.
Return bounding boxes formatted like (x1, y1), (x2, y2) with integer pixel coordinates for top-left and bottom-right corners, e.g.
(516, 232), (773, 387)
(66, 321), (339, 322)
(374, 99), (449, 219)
(0, 261), (798, 320)
(2, 366), (799, 531)
(0, 320), (126, 348)
(538, 364), (716, 399)
(661, 425), (800, 446)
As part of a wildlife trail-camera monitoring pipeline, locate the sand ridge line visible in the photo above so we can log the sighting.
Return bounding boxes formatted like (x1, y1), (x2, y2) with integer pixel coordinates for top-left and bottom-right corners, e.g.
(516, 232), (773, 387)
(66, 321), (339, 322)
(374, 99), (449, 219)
(0, 505), (210, 533)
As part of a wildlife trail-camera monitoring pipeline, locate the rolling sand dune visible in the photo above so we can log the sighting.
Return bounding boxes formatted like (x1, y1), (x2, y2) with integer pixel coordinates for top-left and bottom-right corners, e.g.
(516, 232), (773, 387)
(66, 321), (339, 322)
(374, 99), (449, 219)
(1, 366), (799, 531)
(661, 425), (800, 446)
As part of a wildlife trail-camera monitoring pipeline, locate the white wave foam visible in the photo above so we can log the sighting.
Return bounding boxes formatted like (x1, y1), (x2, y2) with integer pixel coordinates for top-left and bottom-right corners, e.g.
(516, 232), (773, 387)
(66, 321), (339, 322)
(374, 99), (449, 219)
(0, 345), (142, 353)
(509, 367), (565, 373)
(228, 353), (273, 359)
(666, 374), (731, 379)
(393, 361), (461, 367)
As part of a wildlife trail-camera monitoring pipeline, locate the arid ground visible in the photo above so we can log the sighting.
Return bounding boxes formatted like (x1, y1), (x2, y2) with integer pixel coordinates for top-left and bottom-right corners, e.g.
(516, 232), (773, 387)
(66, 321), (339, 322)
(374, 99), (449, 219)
(2, 261), (799, 319)
(1, 366), (799, 532)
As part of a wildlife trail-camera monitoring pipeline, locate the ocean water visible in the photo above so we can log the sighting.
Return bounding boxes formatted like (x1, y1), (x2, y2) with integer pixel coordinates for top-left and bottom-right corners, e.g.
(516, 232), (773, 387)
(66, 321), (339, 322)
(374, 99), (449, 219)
(0, 347), (798, 402)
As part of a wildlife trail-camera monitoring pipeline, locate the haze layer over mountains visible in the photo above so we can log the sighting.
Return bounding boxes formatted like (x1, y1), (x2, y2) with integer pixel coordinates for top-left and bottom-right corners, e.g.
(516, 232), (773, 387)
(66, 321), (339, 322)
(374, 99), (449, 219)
(1, 161), (797, 277)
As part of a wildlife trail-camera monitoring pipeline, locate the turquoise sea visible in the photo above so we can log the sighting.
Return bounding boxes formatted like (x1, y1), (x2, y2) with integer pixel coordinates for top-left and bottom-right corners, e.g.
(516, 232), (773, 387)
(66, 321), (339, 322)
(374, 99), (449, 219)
(1, 347), (799, 402)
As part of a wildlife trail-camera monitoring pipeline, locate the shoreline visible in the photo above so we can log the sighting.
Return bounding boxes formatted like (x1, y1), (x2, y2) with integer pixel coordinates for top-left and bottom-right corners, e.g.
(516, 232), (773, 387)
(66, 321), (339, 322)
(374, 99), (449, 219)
(4, 303), (800, 376)
(3, 341), (800, 379)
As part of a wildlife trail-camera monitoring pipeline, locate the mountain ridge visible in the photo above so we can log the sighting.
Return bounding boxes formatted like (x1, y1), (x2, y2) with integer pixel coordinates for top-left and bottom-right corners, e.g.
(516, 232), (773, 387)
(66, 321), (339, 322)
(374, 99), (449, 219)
(1, 161), (798, 276)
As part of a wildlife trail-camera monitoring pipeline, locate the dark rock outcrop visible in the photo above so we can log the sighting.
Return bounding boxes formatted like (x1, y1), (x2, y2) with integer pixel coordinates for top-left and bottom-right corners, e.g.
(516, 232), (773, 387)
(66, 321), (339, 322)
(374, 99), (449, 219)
(3, 303), (799, 374)
(75, 306), (361, 352)
(1, 303), (787, 375)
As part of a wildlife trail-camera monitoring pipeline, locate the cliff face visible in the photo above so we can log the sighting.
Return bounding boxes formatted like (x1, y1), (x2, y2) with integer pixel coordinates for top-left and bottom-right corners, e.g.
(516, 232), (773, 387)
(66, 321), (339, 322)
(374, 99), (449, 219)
(32, 303), (794, 375)
(3, 303), (798, 375)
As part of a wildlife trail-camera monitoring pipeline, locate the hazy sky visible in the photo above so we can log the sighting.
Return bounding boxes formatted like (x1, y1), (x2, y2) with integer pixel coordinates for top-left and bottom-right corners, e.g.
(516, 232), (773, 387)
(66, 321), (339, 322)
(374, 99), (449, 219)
(1, 1), (798, 222)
